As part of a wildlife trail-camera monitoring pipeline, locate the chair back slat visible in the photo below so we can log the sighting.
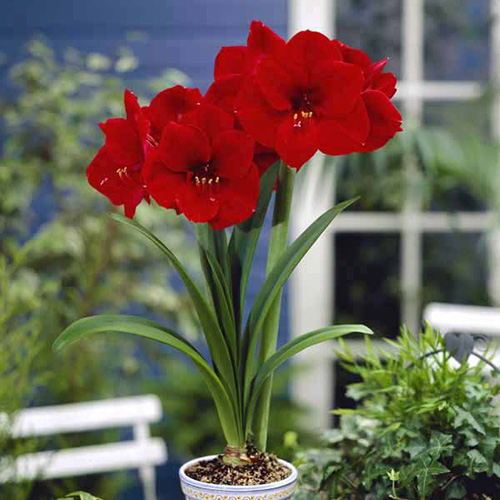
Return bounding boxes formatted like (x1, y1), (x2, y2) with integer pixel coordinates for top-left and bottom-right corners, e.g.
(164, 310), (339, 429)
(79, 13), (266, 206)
(424, 303), (500, 336)
(2, 395), (162, 438)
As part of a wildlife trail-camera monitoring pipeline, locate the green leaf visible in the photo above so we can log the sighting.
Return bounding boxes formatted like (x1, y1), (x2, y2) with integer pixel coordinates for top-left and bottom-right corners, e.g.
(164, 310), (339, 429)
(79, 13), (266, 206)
(445, 481), (467, 500)
(241, 197), (358, 396)
(57, 492), (103, 500)
(407, 438), (427, 459)
(428, 433), (453, 460)
(453, 407), (486, 435)
(417, 458), (449, 497)
(245, 325), (372, 432)
(229, 161), (279, 329)
(203, 248), (237, 358)
(493, 462), (500, 478)
(109, 214), (237, 404)
(467, 449), (488, 471)
(53, 315), (241, 445)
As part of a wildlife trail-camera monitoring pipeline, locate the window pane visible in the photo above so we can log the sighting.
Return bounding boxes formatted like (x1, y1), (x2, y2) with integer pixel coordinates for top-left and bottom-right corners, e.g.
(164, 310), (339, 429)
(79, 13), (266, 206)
(336, 0), (402, 76)
(422, 232), (489, 306)
(334, 233), (401, 338)
(423, 101), (490, 212)
(424, 0), (490, 81)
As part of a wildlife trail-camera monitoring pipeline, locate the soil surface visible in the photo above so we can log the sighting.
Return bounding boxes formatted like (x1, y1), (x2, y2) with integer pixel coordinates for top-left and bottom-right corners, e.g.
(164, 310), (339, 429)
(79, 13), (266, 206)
(185, 446), (291, 486)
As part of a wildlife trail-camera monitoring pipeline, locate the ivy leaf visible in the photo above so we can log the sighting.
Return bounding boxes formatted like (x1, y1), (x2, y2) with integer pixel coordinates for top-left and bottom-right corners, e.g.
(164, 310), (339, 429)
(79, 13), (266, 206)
(407, 438), (427, 458)
(417, 458), (449, 497)
(428, 433), (453, 460)
(453, 407), (486, 435)
(445, 481), (467, 500)
(493, 462), (500, 479)
(467, 449), (488, 472)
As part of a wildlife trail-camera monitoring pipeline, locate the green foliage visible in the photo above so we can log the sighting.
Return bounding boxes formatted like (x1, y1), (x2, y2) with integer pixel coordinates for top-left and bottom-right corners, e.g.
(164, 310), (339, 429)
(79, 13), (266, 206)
(295, 327), (500, 499)
(56, 192), (371, 453)
(147, 356), (316, 462)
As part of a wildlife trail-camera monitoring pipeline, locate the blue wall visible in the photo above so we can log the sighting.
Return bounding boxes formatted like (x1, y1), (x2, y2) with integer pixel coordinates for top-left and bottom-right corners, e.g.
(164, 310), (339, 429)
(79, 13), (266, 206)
(1, 0), (287, 92)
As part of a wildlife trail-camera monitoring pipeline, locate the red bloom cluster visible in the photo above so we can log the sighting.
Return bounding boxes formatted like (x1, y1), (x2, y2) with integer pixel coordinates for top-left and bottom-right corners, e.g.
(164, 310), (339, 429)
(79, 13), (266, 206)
(87, 21), (402, 228)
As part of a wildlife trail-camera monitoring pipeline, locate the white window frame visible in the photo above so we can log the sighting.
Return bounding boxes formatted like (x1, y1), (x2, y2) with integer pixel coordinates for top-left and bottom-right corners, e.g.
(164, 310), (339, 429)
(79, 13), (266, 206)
(289, 0), (500, 431)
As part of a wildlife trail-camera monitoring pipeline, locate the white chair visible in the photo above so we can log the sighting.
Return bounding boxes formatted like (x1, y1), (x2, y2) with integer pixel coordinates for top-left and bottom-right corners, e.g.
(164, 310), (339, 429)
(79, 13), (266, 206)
(0, 395), (167, 500)
(423, 302), (500, 367)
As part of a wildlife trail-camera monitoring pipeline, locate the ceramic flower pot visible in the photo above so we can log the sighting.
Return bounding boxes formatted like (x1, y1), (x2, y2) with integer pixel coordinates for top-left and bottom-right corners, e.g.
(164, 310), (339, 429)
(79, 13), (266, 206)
(179, 455), (298, 500)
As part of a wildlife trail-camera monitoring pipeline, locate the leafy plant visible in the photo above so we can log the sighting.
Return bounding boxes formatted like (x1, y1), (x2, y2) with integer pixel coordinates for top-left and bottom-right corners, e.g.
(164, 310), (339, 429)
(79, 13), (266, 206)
(295, 326), (500, 499)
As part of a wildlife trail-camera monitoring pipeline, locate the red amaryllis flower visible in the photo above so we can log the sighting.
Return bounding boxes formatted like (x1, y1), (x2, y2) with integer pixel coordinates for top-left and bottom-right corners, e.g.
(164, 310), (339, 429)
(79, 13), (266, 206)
(214, 20), (285, 80)
(208, 21), (283, 175)
(87, 90), (150, 218)
(335, 42), (402, 151)
(144, 105), (259, 230)
(237, 30), (373, 169)
(145, 85), (203, 142)
(206, 75), (279, 176)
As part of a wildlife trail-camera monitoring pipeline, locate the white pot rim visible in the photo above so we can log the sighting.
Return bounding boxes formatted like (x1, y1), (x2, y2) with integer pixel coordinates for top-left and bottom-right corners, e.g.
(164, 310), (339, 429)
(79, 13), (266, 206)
(179, 454), (298, 492)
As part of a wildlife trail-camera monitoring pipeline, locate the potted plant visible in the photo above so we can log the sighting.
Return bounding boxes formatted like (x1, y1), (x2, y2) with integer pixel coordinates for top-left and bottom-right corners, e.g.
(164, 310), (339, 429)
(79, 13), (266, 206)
(295, 326), (500, 499)
(53, 21), (401, 498)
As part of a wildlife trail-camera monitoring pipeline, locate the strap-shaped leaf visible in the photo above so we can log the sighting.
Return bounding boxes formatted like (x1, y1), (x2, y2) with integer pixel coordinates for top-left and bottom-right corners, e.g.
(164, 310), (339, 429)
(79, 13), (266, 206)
(204, 248), (237, 358)
(53, 315), (242, 445)
(245, 324), (373, 433)
(241, 198), (358, 397)
(229, 161), (279, 330)
(109, 214), (238, 405)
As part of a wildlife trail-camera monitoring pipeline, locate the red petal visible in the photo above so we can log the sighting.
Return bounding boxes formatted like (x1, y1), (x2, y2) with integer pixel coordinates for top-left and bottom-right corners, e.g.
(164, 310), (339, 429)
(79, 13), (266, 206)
(211, 130), (254, 178)
(253, 143), (279, 175)
(318, 98), (370, 156)
(256, 57), (299, 111)
(247, 21), (285, 58)
(87, 148), (145, 217)
(124, 89), (141, 121)
(372, 72), (397, 98)
(286, 30), (342, 69)
(237, 81), (286, 147)
(176, 183), (219, 223)
(143, 153), (186, 209)
(214, 46), (247, 79)
(275, 113), (319, 169)
(336, 42), (372, 69)
(99, 118), (143, 165)
(360, 90), (402, 152)
(210, 164), (260, 230)
(181, 104), (234, 145)
(158, 122), (211, 172)
(124, 188), (146, 219)
(148, 86), (203, 137)
(205, 75), (243, 115)
(310, 61), (364, 118)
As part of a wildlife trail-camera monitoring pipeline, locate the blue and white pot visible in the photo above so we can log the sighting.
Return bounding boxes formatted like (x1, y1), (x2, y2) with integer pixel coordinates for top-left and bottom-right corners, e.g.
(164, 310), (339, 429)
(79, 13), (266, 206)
(179, 455), (298, 500)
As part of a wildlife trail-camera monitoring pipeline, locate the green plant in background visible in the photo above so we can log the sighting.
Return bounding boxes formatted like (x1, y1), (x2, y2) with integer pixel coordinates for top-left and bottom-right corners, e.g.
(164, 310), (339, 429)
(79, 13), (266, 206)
(294, 326), (500, 499)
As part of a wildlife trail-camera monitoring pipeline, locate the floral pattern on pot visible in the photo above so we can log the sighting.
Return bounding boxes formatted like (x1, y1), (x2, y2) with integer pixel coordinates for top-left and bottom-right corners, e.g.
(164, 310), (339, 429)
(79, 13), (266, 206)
(179, 456), (298, 500)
